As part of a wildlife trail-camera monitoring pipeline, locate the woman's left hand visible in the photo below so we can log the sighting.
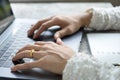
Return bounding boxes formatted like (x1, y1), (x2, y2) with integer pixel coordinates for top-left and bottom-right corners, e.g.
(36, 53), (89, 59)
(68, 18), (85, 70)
(11, 39), (75, 74)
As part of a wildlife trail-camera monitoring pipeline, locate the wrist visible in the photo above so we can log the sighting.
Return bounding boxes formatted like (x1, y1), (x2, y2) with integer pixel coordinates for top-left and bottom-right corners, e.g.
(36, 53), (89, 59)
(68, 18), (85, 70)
(85, 8), (93, 26)
(81, 8), (93, 27)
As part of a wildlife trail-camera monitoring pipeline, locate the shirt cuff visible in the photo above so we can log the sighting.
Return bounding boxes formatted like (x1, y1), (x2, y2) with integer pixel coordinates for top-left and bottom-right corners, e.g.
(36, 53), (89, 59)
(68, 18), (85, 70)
(62, 53), (117, 80)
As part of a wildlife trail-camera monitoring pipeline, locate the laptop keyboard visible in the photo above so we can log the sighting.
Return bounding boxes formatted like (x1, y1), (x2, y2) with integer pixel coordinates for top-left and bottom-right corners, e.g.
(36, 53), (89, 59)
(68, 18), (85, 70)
(0, 37), (15, 67)
(0, 22), (56, 68)
(0, 23), (35, 68)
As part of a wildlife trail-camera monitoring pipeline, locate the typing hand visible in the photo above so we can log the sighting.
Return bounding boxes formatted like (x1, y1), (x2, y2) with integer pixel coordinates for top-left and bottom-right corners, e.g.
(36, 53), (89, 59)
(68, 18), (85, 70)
(11, 39), (75, 74)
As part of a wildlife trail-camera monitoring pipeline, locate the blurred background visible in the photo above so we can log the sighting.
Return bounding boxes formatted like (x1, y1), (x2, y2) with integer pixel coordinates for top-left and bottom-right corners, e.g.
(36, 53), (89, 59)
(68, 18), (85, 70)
(9, 0), (120, 6)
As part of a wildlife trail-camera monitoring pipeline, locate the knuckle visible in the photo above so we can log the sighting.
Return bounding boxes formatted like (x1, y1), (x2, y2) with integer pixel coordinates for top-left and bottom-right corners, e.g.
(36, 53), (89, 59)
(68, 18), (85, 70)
(67, 28), (73, 34)
(43, 45), (49, 49)
(24, 63), (31, 69)
(15, 65), (20, 70)
(57, 31), (63, 38)
(37, 20), (42, 24)
(41, 23), (46, 27)
(47, 41), (54, 44)
(25, 44), (31, 48)
(36, 41), (41, 43)
(22, 50), (29, 57)
(53, 16), (62, 21)
(23, 49), (28, 52)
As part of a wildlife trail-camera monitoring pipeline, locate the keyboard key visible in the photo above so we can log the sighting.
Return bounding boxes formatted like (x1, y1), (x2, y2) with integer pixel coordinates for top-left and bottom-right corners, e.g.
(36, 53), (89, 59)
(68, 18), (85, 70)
(0, 50), (5, 58)
(3, 60), (13, 68)
(0, 59), (6, 67)
(1, 56), (9, 61)
(0, 24), (37, 68)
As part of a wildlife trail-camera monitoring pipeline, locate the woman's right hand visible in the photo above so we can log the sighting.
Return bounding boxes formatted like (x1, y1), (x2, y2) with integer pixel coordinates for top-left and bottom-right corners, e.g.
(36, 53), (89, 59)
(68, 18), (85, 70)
(28, 11), (92, 41)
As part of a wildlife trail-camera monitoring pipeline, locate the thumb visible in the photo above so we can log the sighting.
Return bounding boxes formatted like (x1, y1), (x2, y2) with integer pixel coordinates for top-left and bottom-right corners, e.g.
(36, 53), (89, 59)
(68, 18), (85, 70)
(56, 38), (64, 45)
(54, 28), (69, 40)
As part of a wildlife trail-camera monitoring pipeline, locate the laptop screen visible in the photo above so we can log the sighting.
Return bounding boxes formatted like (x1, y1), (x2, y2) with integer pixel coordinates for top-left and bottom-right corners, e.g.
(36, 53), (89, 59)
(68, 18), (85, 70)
(0, 0), (14, 35)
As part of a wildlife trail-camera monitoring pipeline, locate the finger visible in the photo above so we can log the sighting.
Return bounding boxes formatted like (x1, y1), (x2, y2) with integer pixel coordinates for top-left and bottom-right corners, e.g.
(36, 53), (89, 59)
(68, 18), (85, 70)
(27, 17), (52, 37)
(34, 41), (53, 46)
(17, 44), (42, 53)
(54, 27), (71, 39)
(11, 61), (38, 71)
(34, 41), (46, 45)
(13, 50), (46, 61)
(13, 50), (36, 61)
(33, 19), (58, 39)
(56, 38), (64, 45)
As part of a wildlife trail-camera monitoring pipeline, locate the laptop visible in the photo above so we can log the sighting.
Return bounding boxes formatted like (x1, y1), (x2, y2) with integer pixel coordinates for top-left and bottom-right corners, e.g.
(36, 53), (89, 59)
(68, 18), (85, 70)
(0, 0), (83, 79)
(87, 32), (120, 65)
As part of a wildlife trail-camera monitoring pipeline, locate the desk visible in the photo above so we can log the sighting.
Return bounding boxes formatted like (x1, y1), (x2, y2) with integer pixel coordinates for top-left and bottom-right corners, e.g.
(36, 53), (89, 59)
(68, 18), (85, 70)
(11, 2), (113, 54)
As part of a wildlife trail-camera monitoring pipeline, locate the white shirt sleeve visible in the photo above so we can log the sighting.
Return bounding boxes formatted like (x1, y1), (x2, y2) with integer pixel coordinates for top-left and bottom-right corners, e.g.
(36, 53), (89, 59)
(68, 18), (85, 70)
(63, 53), (120, 80)
(87, 6), (120, 30)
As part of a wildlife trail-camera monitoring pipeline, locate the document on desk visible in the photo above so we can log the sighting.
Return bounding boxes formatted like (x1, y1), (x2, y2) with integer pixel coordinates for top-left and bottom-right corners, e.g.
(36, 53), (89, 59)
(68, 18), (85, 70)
(87, 33), (120, 64)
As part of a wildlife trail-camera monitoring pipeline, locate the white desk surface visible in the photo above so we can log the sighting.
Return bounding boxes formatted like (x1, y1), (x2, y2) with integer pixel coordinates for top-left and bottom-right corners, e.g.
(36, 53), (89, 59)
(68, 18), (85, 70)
(11, 2), (112, 19)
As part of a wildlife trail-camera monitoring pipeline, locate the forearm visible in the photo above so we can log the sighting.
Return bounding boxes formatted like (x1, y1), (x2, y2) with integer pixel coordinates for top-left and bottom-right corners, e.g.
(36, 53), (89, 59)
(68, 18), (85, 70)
(63, 53), (120, 80)
(86, 7), (120, 30)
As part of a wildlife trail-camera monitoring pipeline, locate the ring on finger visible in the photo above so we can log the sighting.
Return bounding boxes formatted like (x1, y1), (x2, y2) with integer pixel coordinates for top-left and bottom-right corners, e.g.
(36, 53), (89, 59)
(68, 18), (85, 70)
(29, 49), (35, 58)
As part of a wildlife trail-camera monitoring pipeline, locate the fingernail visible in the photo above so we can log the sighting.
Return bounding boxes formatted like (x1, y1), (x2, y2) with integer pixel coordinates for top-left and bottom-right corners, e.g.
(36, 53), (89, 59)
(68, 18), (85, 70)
(56, 34), (58, 38)
(55, 34), (59, 39)
(58, 38), (62, 42)
(57, 38), (63, 45)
